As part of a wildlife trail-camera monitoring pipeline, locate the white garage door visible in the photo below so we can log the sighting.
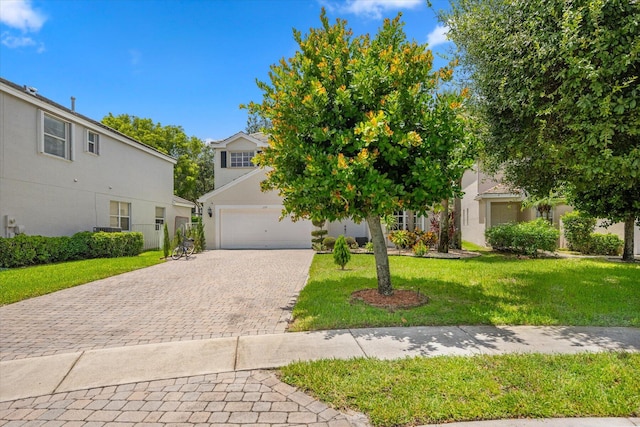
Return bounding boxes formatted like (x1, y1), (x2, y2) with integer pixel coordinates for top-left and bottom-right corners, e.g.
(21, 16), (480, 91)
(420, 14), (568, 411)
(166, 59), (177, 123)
(220, 208), (312, 249)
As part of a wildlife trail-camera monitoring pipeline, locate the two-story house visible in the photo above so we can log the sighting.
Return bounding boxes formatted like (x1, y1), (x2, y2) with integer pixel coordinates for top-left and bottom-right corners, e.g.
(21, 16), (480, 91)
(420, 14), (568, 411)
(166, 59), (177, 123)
(460, 165), (639, 254)
(0, 77), (193, 249)
(198, 132), (369, 249)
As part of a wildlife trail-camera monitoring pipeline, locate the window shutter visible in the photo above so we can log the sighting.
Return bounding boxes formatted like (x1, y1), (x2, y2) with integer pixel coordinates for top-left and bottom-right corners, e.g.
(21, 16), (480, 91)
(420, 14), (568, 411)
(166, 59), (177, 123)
(221, 151), (227, 168)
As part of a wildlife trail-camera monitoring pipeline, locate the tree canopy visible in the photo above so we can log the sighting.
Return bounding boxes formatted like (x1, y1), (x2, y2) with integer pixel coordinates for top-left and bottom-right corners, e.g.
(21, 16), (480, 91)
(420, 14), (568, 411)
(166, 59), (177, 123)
(102, 113), (205, 202)
(442, 0), (639, 260)
(246, 10), (475, 293)
(245, 111), (272, 134)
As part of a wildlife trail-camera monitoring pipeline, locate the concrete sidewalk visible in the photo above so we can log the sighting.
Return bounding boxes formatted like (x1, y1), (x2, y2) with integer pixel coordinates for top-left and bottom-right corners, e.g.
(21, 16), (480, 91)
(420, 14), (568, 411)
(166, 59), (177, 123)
(1, 325), (638, 426)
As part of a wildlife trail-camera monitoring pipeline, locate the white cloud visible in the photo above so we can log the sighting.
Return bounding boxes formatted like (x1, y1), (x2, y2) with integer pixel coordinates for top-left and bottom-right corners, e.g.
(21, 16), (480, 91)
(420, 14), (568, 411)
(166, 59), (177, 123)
(426, 24), (449, 47)
(1, 32), (34, 48)
(0, 0), (46, 32)
(341, 0), (422, 19)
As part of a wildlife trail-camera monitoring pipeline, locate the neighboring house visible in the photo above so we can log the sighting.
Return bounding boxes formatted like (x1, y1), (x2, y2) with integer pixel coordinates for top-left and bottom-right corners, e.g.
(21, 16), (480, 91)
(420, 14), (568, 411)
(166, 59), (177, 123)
(460, 165), (640, 254)
(0, 77), (193, 249)
(198, 132), (368, 249)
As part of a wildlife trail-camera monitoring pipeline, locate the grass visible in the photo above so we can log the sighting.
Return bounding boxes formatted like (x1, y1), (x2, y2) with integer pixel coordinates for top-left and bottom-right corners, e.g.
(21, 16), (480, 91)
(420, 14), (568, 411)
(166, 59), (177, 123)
(289, 252), (640, 330)
(0, 250), (165, 305)
(281, 352), (640, 426)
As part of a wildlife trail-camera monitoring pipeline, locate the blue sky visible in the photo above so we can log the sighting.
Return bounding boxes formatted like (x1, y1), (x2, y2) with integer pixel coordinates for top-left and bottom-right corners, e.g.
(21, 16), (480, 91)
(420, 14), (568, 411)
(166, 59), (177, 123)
(1, 0), (453, 141)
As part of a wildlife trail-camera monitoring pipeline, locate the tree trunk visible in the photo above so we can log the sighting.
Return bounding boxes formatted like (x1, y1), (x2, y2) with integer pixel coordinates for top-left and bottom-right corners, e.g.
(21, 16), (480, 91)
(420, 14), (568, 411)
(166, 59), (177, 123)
(438, 199), (449, 253)
(622, 215), (635, 262)
(453, 194), (462, 250)
(366, 214), (393, 295)
(406, 210), (415, 232)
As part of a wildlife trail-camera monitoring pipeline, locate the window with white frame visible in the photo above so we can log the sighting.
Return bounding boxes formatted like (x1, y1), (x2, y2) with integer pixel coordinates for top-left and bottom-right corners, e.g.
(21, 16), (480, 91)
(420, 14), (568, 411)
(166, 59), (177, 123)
(87, 130), (99, 155)
(110, 201), (131, 231)
(42, 112), (72, 159)
(230, 151), (255, 168)
(155, 207), (165, 231)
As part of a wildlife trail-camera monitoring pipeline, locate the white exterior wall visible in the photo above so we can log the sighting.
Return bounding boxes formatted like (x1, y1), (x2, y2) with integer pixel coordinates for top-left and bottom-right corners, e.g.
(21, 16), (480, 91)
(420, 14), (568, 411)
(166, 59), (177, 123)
(462, 165), (639, 254)
(0, 81), (186, 241)
(460, 168), (485, 247)
(214, 137), (265, 189)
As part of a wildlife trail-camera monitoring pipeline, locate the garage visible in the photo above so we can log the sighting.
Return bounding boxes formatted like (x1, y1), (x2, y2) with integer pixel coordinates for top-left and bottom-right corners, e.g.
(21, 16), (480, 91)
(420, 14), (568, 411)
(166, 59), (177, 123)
(219, 207), (312, 249)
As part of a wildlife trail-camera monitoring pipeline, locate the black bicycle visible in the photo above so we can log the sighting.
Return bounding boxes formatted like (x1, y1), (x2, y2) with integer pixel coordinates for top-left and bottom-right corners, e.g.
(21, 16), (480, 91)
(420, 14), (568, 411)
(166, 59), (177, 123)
(171, 237), (195, 260)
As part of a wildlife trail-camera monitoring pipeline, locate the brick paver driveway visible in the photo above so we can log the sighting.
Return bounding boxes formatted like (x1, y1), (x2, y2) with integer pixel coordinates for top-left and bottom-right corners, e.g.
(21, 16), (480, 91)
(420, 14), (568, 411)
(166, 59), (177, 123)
(0, 250), (314, 361)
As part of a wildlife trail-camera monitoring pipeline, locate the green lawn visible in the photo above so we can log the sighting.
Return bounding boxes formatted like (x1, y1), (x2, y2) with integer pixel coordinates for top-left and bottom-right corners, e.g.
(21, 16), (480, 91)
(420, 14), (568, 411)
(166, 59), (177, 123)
(290, 252), (640, 330)
(283, 251), (640, 425)
(0, 251), (165, 305)
(281, 352), (640, 426)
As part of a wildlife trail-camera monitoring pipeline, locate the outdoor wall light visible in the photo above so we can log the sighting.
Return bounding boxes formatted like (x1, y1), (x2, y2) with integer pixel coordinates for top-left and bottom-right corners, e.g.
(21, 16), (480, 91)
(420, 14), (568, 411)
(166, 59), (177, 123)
(207, 207), (213, 217)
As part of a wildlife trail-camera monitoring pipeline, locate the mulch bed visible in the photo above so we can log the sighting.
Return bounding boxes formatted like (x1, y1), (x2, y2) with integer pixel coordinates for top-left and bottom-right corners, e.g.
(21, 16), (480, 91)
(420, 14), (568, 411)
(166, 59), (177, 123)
(351, 288), (429, 311)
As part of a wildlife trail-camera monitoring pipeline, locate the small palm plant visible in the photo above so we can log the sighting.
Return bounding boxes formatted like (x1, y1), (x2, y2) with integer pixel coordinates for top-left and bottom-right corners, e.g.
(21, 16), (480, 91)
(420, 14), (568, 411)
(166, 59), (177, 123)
(333, 235), (351, 270)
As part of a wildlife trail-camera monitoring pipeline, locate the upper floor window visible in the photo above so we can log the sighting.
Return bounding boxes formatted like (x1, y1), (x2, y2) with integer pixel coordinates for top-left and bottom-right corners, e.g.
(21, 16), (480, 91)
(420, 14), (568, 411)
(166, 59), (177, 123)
(87, 130), (100, 155)
(41, 112), (72, 160)
(230, 151), (255, 168)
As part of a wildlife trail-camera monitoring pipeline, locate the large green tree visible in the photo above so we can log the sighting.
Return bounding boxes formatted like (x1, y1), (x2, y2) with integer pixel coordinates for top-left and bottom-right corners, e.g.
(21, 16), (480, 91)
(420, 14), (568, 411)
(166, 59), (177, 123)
(195, 142), (216, 197)
(245, 111), (272, 134)
(442, 0), (639, 260)
(246, 11), (474, 294)
(102, 114), (204, 202)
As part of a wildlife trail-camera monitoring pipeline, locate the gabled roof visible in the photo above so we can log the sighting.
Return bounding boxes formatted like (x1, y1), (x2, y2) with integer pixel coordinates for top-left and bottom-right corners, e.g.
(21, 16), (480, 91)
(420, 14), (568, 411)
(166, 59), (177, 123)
(173, 195), (196, 208)
(475, 183), (524, 200)
(212, 131), (270, 148)
(197, 168), (266, 203)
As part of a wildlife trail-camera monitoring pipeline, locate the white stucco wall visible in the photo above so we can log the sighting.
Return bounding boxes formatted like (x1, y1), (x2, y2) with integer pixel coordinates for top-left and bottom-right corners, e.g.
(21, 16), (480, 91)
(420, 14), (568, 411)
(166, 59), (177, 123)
(0, 81), (183, 240)
(213, 136), (265, 189)
(460, 168), (485, 247)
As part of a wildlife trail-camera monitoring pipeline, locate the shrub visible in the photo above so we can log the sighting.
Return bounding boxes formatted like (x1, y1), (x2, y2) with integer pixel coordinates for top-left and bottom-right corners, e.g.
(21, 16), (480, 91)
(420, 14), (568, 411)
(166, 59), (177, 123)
(311, 229), (328, 245)
(364, 241), (374, 253)
(163, 224), (170, 258)
(388, 230), (411, 249)
(414, 229), (437, 248)
(562, 211), (596, 252)
(486, 219), (559, 257)
(345, 236), (359, 249)
(485, 223), (517, 251)
(193, 218), (205, 252)
(413, 241), (428, 257)
(512, 219), (559, 256)
(311, 219), (328, 246)
(333, 235), (351, 269)
(323, 236), (336, 250)
(312, 242), (327, 252)
(0, 231), (144, 268)
(584, 233), (623, 256)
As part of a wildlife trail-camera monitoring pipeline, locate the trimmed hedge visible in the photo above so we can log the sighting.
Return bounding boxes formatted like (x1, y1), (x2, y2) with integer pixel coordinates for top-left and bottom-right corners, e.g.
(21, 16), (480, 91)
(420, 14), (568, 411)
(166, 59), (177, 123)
(562, 211), (596, 251)
(485, 219), (559, 257)
(584, 233), (624, 256)
(0, 232), (144, 268)
(561, 211), (623, 256)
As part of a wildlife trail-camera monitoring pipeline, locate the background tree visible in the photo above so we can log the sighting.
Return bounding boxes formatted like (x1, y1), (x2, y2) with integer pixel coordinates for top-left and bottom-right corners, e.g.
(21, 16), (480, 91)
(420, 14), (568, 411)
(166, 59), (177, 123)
(102, 113), (204, 202)
(245, 111), (272, 134)
(442, 0), (639, 260)
(195, 142), (216, 197)
(246, 11), (475, 294)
